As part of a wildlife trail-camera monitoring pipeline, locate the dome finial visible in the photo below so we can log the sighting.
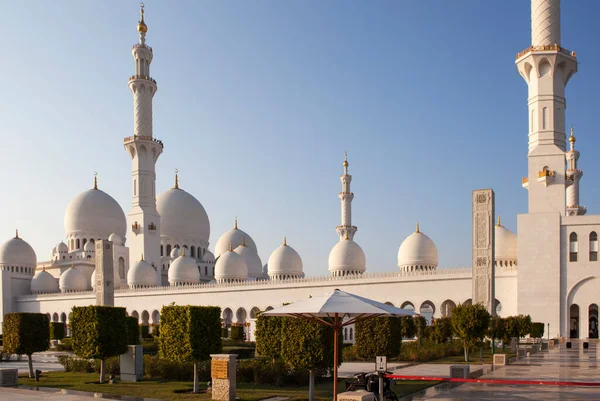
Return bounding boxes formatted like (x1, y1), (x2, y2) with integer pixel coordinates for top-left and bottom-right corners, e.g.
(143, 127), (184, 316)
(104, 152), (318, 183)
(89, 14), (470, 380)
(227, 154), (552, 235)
(137, 3), (148, 34)
(415, 222), (420, 233)
(283, 236), (287, 246)
(234, 217), (238, 230)
(229, 242), (233, 252)
(93, 171), (98, 190)
(496, 216), (501, 227)
(174, 169), (179, 189)
(15, 229), (19, 239)
(343, 151), (349, 172)
(569, 125), (576, 148)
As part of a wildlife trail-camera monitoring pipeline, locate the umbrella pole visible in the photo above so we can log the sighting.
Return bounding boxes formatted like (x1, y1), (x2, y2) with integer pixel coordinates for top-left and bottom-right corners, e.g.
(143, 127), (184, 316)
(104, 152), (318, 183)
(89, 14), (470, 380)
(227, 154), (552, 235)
(334, 312), (339, 401)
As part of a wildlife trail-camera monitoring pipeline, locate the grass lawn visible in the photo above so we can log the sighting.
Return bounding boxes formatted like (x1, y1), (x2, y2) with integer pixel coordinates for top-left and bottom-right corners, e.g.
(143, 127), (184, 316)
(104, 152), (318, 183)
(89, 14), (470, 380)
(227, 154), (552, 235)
(427, 349), (516, 364)
(19, 372), (438, 401)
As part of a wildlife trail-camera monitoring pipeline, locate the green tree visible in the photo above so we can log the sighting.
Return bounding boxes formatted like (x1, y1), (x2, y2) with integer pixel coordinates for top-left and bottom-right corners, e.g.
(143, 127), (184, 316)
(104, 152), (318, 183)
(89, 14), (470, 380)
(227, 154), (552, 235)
(70, 306), (128, 384)
(487, 317), (505, 354)
(355, 317), (402, 358)
(281, 318), (339, 401)
(414, 316), (427, 345)
(255, 315), (283, 361)
(3, 313), (50, 378)
(530, 322), (544, 339)
(431, 317), (452, 344)
(450, 304), (490, 362)
(159, 305), (222, 393)
(49, 322), (65, 341)
(503, 316), (519, 343)
(125, 316), (140, 345)
(230, 326), (244, 341)
(400, 316), (416, 339)
(516, 315), (532, 338)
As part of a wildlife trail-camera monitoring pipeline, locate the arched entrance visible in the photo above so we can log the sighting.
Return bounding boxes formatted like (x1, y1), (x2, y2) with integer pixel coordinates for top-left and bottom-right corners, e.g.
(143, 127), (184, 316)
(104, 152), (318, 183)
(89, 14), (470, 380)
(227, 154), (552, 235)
(589, 304), (598, 339)
(570, 304), (579, 339)
(441, 300), (456, 317)
(419, 301), (435, 325)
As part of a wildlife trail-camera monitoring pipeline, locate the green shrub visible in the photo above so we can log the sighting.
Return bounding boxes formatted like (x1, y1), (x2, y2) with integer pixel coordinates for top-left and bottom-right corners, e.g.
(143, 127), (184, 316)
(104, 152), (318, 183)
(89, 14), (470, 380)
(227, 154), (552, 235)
(56, 338), (72, 352)
(530, 322), (544, 338)
(49, 322), (65, 341)
(221, 327), (229, 338)
(400, 316), (416, 339)
(255, 316), (282, 360)
(94, 356), (120, 375)
(230, 326), (244, 341)
(143, 355), (211, 381)
(56, 355), (95, 373)
(152, 325), (160, 338)
(342, 345), (359, 362)
(139, 325), (150, 339)
(399, 339), (463, 362)
(223, 347), (254, 359)
(414, 316), (428, 344)
(431, 317), (452, 344)
(2, 313), (50, 377)
(125, 317), (140, 345)
(142, 340), (159, 355)
(355, 317), (402, 358)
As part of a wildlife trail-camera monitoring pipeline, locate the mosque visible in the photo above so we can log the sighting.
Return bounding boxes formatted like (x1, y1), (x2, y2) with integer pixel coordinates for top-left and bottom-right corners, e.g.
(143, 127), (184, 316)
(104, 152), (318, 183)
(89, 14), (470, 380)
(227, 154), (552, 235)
(0, 0), (596, 341)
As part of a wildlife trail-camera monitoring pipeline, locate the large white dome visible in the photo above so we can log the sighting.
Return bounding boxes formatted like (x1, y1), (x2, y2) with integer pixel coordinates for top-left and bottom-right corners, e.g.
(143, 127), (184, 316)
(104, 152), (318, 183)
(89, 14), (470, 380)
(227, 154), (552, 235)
(215, 220), (257, 258)
(64, 188), (126, 239)
(233, 241), (261, 278)
(157, 187), (210, 243)
(31, 269), (59, 294)
(328, 239), (366, 276)
(60, 266), (88, 292)
(215, 248), (248, 282)
(127, 258), (157, 288)
(495, 217), (517, 263)
(267, 238), (303, 279)
(0, 233), (37, 268)
(168, 251), (200, 285)
(397, 224), (438, 271)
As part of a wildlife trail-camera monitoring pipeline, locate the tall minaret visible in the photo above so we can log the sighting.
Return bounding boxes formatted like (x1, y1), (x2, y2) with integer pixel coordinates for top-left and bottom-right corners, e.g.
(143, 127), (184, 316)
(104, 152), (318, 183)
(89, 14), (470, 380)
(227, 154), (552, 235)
(336, 152), (357, 240)
(565, 127), (585, 216)
(517, 0), (577, 214)
(124, 5), (163, 282)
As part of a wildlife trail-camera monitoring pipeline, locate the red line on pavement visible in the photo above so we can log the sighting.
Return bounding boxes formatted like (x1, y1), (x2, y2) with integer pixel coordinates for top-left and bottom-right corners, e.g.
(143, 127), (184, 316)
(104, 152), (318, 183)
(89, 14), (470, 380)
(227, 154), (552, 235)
(385, 374), (600, 387)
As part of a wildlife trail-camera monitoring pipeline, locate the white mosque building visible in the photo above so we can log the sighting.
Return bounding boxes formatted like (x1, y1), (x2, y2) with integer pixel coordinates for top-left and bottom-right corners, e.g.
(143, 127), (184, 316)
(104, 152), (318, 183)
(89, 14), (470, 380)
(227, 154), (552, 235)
(0, 0), (597, 341)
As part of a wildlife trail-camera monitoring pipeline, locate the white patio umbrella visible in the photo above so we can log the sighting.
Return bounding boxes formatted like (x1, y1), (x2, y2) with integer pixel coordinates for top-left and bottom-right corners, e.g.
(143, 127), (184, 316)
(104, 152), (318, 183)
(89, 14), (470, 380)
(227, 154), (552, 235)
(262, 289), (417, 401)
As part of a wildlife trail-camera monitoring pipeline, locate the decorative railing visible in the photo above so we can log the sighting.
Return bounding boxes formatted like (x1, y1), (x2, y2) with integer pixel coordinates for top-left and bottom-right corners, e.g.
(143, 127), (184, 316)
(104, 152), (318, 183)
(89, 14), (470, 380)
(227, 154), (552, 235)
(123, 135), (164, 148)
(516, 45), (576, 60)
(129, 75), (157, 85)
(132, 44), (153, 51)
(537, 169), (555, 178)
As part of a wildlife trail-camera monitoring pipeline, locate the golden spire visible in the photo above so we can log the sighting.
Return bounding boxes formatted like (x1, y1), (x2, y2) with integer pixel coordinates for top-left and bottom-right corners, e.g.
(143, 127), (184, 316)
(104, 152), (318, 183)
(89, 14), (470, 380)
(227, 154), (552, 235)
(343, 151), (349, 167)
(137, 3), (148, 33)
(234, 217), (238, 230)
(496, 216), (502, 227)
(174, 169), (179, 189)
(14, 229), (19, 239)
(93, 172), (98, 190)
(229, 242), (233, 252)
(415, 222), (420, 233)
(242, 236), (246, 247)
(283, 236), (287, 246)
(569, 125), (576, 144)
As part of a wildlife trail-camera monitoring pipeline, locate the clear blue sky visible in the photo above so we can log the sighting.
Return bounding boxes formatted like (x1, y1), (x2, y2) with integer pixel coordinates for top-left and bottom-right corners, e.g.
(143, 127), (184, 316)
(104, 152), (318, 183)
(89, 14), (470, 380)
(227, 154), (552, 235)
(2, 1), (600, 275)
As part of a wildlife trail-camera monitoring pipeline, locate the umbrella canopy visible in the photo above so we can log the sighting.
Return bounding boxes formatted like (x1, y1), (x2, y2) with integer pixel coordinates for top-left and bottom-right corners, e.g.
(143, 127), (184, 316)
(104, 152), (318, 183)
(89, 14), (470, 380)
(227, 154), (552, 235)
(262, 289), (417, 401)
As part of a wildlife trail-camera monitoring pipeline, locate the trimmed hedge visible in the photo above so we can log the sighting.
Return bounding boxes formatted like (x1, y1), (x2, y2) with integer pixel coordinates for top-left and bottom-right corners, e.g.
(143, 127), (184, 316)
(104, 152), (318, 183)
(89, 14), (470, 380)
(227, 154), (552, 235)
(56, 338), (72, 352)
(281, 317), (339, 372)
(355, 317), (402, 358)
(140, 325), (150, 339)
(125, 316), (140, 345)
(230, 326), (244, 341)
(70, 306), (128, 361)
(3, 313), (50, 377)
(158, 305), (222, 363)
(49, 322), (65, 340)
(255, 315), (282, 359)
(431, 317), (452, 344)
(221, 327), (229, 338)
(143, 355), (211, 381)
(530, 322), (544, 338)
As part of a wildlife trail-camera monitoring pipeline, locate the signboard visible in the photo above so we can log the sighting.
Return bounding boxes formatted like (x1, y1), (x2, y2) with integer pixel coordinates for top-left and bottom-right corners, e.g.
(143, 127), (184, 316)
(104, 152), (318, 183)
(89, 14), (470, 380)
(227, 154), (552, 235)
(376, 356), (387, 372)
(211, 359), (229, 379)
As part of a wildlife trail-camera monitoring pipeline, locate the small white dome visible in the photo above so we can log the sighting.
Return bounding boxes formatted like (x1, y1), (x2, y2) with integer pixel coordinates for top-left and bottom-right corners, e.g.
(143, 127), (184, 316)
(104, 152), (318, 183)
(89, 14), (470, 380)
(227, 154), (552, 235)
(59, 266), (88, 292)
(127, 258), (157, 287)
(157, 186), (210, 243)
(495, 218), (517, 262)
(31, 269), (59, 294)
(57, 242), (68, 253)
(215, 248), (248, 282)
(267, 238), (303, 279)
(108, 232), (124, 246)
(170, 247), (180, 258)
(64, 187), (126, 239)
(202, 249), (215, 264)
(91, 266), (122, 289)
(168, 251), (200, 285)
(215, 220), (257, 258)
(397, 224), (438, 270)
(0, 233), (37, 268)
(234, 242), (262, 278)
(84, 241), (95, 252)
(328, 239), (366, 275)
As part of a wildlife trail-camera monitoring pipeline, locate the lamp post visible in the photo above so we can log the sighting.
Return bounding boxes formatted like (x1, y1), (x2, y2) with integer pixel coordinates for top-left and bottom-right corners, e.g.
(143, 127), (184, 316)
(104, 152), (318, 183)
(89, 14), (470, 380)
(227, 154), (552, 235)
(547, 323), (550, 342)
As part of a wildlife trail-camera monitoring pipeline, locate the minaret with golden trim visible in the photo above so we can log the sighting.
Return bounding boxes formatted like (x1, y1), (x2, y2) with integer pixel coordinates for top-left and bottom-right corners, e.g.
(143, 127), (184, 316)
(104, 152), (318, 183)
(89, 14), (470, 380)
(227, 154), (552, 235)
(336, 152), (357, 240)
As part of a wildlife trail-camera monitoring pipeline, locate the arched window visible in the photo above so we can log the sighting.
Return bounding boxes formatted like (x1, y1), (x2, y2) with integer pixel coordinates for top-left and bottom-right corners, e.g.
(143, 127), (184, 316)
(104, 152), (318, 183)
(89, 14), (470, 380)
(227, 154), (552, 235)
(82, 238), (87, 247)
(590, 232), (598, 261)
(205, 266), (207, 276)
(344, 328), (348, 341)
(166, 245), (172, 256)
(119, 257), (125, 279)
(349, 327), (354, 341)
(76, 239), (80, 250)
(191, 246), (196, 258)
(570, 232), (578, 262)
(160, 245), (163, 257)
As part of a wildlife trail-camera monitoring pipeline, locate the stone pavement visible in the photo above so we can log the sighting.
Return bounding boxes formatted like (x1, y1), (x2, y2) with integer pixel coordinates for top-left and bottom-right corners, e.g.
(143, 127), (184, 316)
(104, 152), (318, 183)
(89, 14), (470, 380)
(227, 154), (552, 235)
(0, 351), (65, 374)
(400, 341), (600, 400)
(0, 386), (162, 401)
